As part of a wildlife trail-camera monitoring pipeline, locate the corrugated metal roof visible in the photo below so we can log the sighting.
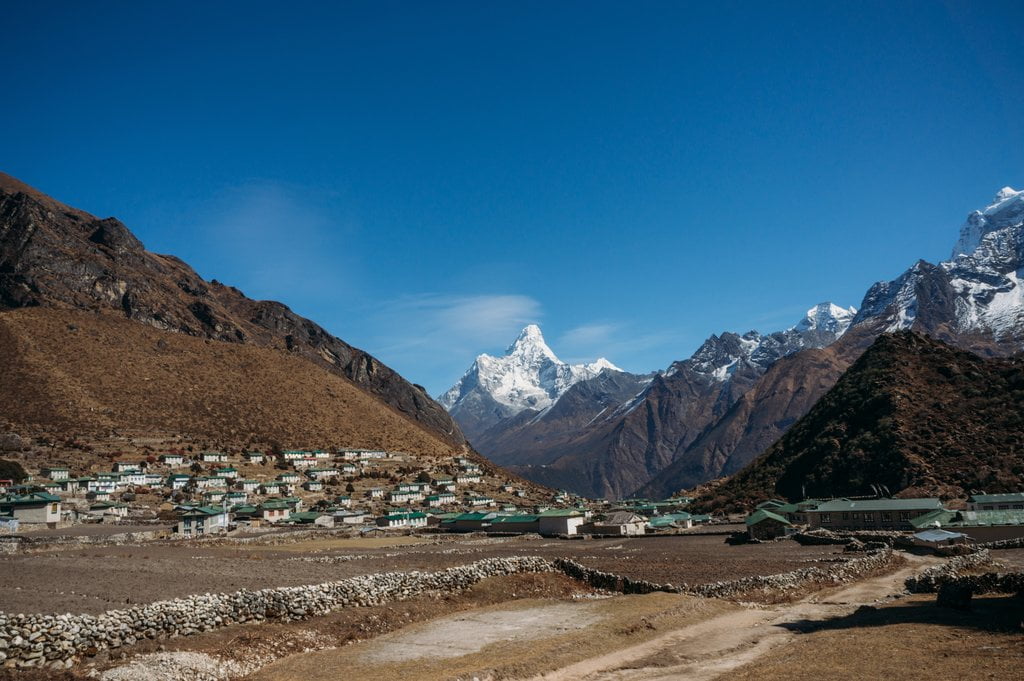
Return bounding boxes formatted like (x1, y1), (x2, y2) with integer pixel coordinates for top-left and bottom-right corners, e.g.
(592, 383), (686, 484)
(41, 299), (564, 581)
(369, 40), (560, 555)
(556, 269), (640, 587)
(810, 498), (942, 513)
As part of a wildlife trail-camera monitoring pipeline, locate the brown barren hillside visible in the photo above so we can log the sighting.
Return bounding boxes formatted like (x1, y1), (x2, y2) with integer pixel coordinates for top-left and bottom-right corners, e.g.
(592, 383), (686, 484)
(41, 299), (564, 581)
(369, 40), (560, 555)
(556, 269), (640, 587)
(0, 307), (458, 456)
(694, 331), (1024, 512)
(0, 171), (462, 446)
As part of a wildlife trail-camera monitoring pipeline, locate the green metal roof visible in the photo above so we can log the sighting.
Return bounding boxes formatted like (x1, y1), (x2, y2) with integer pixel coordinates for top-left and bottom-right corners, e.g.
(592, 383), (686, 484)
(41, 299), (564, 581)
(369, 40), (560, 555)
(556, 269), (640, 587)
(908, 509), (956, 529)
(968, 493), (1024, 505)
(944, 510), (1024, 527)
(491, 514), (539, 523)
(0, 492), (61, 506)
(746, 509), (792, 526)
(810, 498), (942, 513)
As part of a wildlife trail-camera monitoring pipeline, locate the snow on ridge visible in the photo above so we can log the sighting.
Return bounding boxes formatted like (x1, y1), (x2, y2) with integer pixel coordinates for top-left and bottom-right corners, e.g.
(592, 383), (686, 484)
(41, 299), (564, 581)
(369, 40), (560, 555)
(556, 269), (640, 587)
(442, 324), (624, 415)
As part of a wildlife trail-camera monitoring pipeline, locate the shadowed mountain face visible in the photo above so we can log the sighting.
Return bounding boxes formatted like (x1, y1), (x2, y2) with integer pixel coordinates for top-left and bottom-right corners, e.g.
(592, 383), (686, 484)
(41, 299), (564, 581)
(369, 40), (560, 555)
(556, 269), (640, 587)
(692, 331), (1024, 512)
(0, 172), (464, 447)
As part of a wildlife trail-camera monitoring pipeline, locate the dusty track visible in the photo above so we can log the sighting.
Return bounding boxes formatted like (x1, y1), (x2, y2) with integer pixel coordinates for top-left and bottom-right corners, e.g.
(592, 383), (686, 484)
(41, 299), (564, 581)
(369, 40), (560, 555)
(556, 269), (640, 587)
(523, 554), (941, 681)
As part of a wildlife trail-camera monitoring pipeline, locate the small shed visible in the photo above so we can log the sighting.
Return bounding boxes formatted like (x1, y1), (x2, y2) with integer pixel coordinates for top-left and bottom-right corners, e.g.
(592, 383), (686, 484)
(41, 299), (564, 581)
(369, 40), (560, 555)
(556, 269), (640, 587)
(746, 509), (792, 540)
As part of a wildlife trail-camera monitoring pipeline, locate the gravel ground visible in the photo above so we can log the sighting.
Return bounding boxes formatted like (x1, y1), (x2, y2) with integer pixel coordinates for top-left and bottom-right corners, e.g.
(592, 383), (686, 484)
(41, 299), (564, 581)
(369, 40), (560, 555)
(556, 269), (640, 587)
(0, 533), (844, 615)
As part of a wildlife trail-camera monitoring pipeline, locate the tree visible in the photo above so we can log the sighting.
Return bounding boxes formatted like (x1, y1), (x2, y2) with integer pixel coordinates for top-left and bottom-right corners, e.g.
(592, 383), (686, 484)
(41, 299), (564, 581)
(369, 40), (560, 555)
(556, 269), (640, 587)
(0, 459), (27, 483)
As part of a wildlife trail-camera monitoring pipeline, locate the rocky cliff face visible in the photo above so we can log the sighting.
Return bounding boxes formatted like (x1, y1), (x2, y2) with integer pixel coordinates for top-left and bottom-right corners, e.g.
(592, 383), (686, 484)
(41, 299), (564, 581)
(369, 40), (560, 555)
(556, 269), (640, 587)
(0, 172), (464, 446)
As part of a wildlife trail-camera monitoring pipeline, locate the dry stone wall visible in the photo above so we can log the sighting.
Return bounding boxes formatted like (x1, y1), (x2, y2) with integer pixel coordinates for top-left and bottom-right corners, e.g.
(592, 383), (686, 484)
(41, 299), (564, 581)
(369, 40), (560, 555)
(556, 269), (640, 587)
(0, 556), (553, 670)
(0, 549), (902, 670)
(904, 550), (993, 593)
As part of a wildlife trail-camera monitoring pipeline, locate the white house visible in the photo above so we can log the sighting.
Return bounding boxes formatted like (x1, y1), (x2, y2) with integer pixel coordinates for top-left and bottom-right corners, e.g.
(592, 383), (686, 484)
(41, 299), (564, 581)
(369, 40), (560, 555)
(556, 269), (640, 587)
(114, 462), (142, 473)
(159, 454), (186, 467)
(376, 511), (428, 528)
(201, 452), (229, 463)
(177, 506), (230, 536)
(242, 452), (266, 464)
(538, 510), (586, 536)
(42, 467), (70, 481)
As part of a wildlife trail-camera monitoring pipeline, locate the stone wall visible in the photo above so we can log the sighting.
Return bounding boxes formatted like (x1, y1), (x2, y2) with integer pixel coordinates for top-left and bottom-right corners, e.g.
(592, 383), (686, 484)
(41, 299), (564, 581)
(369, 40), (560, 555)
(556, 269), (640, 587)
(554, 549), (897, 600)
(0, 549), (902, 670)
(0, 556), (553, 670)
(904, 550), (994, 593)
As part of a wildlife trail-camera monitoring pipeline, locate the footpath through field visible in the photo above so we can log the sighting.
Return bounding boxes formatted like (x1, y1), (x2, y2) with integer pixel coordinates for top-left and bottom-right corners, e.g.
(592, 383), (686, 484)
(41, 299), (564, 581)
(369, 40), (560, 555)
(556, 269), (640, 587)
(523, 554), (941, 681)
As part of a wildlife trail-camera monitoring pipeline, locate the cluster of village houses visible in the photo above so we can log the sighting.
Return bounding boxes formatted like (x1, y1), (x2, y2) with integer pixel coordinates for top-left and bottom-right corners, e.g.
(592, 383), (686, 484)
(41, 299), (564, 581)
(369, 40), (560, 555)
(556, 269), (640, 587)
(745, 493), (1024, 546)
(0, 448), (703, 539)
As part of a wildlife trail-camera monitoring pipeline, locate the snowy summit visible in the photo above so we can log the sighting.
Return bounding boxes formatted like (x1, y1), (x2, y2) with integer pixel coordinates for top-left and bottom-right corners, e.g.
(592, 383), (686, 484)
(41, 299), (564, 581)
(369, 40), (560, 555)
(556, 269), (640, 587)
(439, 325), (621, 437)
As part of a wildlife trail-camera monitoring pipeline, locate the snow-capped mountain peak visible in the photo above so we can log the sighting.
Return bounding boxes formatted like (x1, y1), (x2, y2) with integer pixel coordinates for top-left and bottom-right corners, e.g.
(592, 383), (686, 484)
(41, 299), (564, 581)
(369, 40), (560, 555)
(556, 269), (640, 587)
(952, 186), (1024, 259)
(671, 301), (856, 383)
(505, 323), (560, 362)
(793, 302), (858, 334)
(439, 325), (624, 432)
(854, 185), (1024, 343)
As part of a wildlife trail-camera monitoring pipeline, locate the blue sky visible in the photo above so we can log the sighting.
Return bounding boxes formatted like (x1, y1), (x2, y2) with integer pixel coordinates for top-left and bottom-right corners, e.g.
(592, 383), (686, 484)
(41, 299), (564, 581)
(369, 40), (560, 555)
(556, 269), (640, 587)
(3, 1), (1023, 394)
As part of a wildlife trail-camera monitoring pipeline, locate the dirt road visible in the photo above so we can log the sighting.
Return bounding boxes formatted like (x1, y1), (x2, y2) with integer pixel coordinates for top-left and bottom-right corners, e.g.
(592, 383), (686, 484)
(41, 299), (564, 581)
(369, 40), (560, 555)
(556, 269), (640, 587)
(524, 554), (941, 681)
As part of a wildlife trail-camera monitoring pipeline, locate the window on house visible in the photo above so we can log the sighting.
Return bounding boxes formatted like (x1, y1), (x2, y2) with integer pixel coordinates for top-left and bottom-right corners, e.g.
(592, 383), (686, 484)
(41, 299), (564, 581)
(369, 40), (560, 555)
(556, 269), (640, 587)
(821, 514), (831, 524)
(881, 512), (892, 523)
(899, 512), (911, 521)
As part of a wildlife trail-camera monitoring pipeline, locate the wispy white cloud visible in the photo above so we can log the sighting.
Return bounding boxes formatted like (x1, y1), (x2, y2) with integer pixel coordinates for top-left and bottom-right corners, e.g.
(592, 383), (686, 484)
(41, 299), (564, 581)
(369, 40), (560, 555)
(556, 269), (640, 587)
(181, 180), (361, 305)
(364, 293), (543, 395)
(557, 321), (676, 371)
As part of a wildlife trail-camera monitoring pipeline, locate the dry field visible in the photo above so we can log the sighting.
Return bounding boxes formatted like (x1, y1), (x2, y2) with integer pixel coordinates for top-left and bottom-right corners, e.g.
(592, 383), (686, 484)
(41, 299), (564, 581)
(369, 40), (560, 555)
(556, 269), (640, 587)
(0, 533), (845, 615)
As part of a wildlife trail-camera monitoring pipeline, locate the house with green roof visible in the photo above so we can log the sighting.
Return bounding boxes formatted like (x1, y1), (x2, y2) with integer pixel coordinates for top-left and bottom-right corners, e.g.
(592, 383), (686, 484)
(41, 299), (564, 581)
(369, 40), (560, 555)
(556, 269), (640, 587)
(967, 493), (1024, 511)
(805, 498), (943, 531)
(0, 492), (61, 526)
(647, 512), (694, 530)
(176, 505), (229, 536)
(42, 466), (70, 481)
(377, 511), (428, 528)
(442, 511), (498, 532)
(746, 509), (792, 540)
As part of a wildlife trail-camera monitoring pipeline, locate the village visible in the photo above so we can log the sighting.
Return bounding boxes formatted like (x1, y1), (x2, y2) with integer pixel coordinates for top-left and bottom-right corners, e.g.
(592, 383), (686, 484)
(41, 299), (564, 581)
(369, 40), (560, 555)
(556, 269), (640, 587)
(3, 442), (1024, 551)
(0, 444), (708, 540)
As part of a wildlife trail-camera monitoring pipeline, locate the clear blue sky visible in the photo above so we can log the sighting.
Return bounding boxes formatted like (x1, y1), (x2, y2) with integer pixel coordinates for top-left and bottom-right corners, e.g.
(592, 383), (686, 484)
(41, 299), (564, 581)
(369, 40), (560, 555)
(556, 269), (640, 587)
(3, 1), (1023, 394)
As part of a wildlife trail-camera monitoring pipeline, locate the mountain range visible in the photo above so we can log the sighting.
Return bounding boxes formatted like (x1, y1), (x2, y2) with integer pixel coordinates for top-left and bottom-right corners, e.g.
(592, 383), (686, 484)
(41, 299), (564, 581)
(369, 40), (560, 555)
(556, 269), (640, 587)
(442, 186), (1024, 500)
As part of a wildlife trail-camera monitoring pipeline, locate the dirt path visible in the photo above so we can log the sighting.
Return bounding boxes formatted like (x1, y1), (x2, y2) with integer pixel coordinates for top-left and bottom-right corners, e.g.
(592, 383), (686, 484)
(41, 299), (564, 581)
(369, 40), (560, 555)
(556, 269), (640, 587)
(523, 554), (941, 681)
(362, 601), (601, 662)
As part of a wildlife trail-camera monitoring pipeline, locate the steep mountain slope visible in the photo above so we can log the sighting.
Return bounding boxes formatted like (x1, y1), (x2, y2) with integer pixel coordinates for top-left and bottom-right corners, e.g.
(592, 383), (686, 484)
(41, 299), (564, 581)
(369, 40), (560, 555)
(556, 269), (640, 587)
(439, 324), (622, 441)
(693, 332), (1024, 512)
(468, 304), (856, 499)
(0, 172), (463, 446)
